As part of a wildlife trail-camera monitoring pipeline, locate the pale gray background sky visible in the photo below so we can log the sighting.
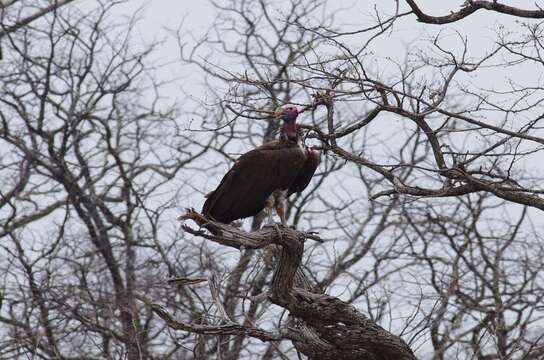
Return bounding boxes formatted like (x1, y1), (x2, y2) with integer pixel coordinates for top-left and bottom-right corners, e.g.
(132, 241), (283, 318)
(106, 0), (543, 97)
(105, 0), (544, 217)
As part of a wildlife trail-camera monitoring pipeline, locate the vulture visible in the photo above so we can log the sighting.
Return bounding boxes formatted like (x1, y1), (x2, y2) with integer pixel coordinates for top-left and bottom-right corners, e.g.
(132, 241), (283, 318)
(202, 104), (320, 225)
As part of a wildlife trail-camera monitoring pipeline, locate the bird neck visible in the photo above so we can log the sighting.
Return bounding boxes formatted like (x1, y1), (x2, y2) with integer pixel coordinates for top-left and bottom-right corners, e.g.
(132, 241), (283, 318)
(280, 125), (303, 147)
(281, 119), (298, 139)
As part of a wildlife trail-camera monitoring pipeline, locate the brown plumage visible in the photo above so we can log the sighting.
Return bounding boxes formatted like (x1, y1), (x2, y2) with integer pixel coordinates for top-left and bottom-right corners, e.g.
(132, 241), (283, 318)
(264, 146), (320, 224)
(202, 105), (319, 224)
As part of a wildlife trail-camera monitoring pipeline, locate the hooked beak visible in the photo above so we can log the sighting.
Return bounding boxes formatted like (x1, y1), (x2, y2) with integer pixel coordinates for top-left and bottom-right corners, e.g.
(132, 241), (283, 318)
(281, 109), (298, 122)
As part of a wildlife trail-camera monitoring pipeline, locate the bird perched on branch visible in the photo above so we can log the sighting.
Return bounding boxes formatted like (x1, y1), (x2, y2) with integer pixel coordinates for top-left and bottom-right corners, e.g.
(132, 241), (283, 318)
(202, 104), (320, 225)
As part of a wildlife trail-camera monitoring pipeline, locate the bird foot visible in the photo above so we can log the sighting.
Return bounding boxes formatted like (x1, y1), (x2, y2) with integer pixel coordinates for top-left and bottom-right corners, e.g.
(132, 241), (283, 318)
(262, 222), (284, 242)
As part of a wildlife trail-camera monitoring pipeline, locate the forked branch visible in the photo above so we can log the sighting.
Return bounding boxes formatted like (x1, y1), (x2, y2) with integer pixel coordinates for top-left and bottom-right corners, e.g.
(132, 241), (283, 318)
(405, 0), (544, 24)
(149, 209), (418, 360)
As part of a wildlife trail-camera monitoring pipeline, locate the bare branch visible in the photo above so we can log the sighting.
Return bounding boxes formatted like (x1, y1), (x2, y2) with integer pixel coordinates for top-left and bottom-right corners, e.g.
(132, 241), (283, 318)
(405, 0), (544, 24)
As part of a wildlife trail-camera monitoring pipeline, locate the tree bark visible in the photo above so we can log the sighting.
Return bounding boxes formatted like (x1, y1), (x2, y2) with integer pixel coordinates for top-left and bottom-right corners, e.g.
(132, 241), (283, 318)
(176, 210), (417, 360)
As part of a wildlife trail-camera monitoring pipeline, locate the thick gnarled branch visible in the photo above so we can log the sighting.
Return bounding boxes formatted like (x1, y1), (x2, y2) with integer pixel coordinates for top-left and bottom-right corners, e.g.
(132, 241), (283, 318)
(159, 209), (417, 360)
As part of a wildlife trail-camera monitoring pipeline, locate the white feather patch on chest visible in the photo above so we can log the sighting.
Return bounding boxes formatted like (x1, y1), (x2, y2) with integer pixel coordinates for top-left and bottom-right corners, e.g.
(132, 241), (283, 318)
(277, 189), (288, 202)
(297, 139), (306, 153)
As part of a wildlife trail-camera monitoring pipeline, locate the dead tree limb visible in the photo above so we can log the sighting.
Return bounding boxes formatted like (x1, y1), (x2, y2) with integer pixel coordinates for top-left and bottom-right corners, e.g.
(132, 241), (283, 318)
(405, 0), (544, 24)
(156, 209), (417, 360)
(0, 0), (76, 37)
(136, 293), (285, 343)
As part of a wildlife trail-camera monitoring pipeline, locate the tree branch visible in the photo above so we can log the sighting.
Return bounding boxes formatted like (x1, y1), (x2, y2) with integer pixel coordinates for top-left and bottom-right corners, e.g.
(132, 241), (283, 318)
(405, 0), (544, 24)
(0, 0), (76, 37)
(136, 294), (285, 343)
(170, 209), (417, 360)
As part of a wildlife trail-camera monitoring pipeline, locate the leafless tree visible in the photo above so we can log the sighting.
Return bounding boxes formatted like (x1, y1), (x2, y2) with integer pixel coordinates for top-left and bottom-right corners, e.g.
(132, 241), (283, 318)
(2, 1), (544, 359)
(0, 1), (214, 358)
(164, 1), (544, 359)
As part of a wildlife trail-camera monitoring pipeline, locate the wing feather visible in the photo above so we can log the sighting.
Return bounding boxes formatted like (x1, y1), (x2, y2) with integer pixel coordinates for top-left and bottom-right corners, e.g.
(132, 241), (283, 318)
(202, 143), (305, 223)
(288, 149), (320, 195)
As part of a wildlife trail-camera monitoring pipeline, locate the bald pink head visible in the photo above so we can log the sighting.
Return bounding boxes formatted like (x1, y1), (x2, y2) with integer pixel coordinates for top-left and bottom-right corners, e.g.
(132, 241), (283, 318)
(279, 104), (298, 122)
(278, 104), (299, 140)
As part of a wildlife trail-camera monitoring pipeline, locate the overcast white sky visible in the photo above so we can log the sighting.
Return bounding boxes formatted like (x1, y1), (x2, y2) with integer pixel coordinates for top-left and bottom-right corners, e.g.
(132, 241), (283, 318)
(99, 0), (544, 103)
(2, 2), (543, 358)
(80, 0), (544, 223)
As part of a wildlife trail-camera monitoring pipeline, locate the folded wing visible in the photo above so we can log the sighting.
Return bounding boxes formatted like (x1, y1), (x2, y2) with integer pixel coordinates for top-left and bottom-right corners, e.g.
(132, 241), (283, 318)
(202, 143), (306, 223)
(288, 149), (320, 195)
